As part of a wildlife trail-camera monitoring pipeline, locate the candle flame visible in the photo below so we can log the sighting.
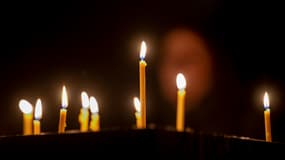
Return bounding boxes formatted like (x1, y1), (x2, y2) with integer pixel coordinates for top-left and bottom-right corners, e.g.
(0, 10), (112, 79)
(19, 99), (33, 114)
(263, 92), (270, 109)
(176, 73), (186, 90)
(90, 96), (99, 114)
(81, 91), (89, 109)
(133, 97), (141, 113)
(35, 99), (42, 120)
(61, 85), (68, 108)
(140, 41), (147, 59)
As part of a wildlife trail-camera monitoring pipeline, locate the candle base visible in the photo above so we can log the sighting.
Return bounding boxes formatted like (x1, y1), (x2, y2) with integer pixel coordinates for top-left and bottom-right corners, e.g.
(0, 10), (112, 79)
(0, 128), (283, 158)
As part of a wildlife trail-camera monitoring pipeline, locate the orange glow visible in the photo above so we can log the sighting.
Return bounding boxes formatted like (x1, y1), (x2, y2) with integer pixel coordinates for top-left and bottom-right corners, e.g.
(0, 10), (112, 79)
(176, 73), (186, 90)
(61, 85), (68, 108)
(264, 92), (270, 109)
(90, 96), (99, 114)
(81, 91), (89, 109)
(140, 41), (147, 59)
(19, 99), (33, 114)
(34, 99), (42, 120)
(133, 97), (141, 113)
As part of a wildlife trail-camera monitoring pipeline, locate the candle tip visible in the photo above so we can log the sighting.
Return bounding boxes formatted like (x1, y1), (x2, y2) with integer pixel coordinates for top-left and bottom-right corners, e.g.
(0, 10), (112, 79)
(176, 73), (187, 90)
(61, 85), (68, 108)
(19, 99), (33, 114)
(90, 96), (99, 114)
(35, 99), (42, 120)
(263, 91), (270, 109)
(140, 41), (147, 59)
(133, 97), (141, 113)
(81, 91), (90, 109)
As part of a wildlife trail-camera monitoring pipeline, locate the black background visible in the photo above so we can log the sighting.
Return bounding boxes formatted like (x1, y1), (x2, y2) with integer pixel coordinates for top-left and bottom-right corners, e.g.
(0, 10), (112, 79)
(1, 1), (284, 142)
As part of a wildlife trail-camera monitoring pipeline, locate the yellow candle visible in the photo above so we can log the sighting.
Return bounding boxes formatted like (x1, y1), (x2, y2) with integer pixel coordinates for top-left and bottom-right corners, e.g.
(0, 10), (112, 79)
(133, 97), (143, 129)
(33, 99), (42, 135)
(139, 41), (147, 128)
(79, 91), (90, 132)
(176, 73), (187, 132)
(58, 85), (68, 133)
(89, 96), (100, 132)
(263, 92), (272, 142)
(33, 120), (40, 135)
(19, 99), (33, 135)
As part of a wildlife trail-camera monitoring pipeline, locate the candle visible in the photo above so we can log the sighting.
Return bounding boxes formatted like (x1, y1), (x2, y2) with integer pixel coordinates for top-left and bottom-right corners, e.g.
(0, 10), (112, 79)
(33, 99), (42, 135)
(89, 96), (100, 132)
(19, 99), (33, 135)
(263, 92), (272, 142)
(176, 73), (187, 132)
(79, 91), (90, 132)
(58, 85), (68, 133)
(139, 41), (147, 128)
(133, 97), (143, 129)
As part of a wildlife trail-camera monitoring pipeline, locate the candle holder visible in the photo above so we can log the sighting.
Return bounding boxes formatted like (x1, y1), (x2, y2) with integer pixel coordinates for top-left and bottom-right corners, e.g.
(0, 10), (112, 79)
(0, 127), (283, 158)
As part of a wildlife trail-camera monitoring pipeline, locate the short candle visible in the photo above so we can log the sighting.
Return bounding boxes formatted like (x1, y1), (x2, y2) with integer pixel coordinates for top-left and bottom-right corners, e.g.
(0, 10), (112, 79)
(89, 96), (100, 132)
(33, 99), (42, 135)
(19, 99), (33, 135)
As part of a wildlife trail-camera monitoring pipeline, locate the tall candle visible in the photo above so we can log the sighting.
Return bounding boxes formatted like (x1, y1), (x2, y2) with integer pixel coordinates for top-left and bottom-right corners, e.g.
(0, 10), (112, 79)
(19, 99), (33, 135)
(79, 91), (90, 132)
(89, 96), (100, 132)
(58, 85), (68, 133)
(133, 97), (142, 129)
(139, 41), (147, 128)
(263, 92), (272, 142)
(176, 73), (187, 132)
(33, 99), (42, 135)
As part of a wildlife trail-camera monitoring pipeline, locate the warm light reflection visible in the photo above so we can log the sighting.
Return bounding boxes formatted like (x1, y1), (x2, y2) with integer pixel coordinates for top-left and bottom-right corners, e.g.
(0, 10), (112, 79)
(19, 99), (33, 114)
(62, 85), (68, 108)
(264, 92), (270, 109)
(140, 41), (147, 59)
(133, 97), (141, 113)
(81, 91), (89, 109)
(90, 96), (99, 114)
(176, 73), (186, 90)
(35, 99), (42, 120)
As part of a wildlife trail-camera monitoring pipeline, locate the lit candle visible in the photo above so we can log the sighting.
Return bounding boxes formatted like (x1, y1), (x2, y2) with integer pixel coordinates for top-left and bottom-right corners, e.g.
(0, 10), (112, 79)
(58, 85), (68, 133)
(263, 92), (272, 142)
(176, 73), (187, 132)
(19, 99), (33, 135)
(133, 97), (142, 129)
(89, 96), (100, 132)
(79, 91), (90, 132)
(139, 41), (147, 128)
(33, 99), (42, 135)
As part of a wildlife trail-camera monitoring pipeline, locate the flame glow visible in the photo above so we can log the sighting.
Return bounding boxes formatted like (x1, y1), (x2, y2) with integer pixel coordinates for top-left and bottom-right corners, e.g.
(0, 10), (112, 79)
(176, 73), (186, 90)
(140, 41), (147, 59)
(35, 99), (42, 120)
(263, 92), (270, 109)
(81, 91), (89, 109)
(90, 96), (99, 114)
(133, 97), (141, 113)
(61, 85), (68, 108)
(19, 99), (33, 114)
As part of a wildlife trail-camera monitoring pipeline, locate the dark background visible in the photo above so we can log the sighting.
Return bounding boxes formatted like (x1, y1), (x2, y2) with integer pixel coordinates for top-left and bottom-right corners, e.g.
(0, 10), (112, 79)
(1, 1), (284, 142)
